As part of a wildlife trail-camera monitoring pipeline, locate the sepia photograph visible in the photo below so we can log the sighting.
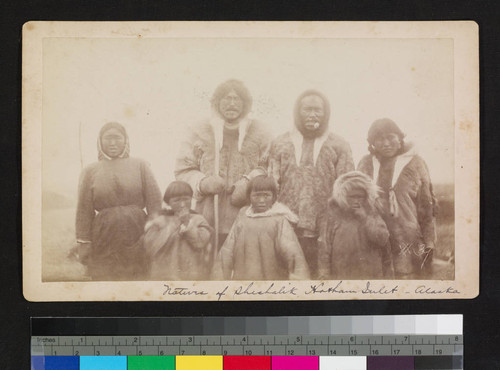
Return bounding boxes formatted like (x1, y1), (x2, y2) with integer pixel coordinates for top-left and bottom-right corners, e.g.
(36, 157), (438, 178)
(22, 21), (479, 301)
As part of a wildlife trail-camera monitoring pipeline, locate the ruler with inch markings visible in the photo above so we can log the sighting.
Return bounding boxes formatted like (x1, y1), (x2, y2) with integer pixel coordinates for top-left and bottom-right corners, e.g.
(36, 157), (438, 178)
(31, 315), (463, 357)
(32, 333), (463, 358)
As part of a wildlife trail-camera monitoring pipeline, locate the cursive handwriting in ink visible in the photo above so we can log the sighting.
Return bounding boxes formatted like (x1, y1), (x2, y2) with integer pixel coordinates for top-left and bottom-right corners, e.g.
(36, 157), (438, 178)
(233, 282), (298, 297)
(305, 281), (357, 295)
(361, 281), (399, 294)
(216, 286), (229, 301)
(163, 284), (208, 296)
(415, 285), (460, 294)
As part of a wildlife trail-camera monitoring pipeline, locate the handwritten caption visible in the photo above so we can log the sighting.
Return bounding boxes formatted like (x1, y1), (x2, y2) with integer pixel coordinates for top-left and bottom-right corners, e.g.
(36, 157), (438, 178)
(162, 281), (460, 300)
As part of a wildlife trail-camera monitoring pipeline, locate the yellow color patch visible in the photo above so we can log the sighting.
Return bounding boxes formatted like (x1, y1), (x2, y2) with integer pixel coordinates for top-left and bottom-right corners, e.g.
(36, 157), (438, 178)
(175, 356), (223, 370)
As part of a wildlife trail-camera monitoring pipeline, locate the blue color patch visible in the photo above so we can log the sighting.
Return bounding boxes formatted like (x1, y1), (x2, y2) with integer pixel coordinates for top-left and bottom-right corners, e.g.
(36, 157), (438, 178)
(31, 356), (79, 370)
(31, 356), (45, 370)
(80, 356), (127, 370)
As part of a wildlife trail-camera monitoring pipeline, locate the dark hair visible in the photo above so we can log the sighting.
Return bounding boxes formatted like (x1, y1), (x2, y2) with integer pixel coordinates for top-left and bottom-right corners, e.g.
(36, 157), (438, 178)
(210, 79), (253, 118)
(246, 175), (278, 202)
(163, 181), (193, 203)
(367, 118), (406, 155)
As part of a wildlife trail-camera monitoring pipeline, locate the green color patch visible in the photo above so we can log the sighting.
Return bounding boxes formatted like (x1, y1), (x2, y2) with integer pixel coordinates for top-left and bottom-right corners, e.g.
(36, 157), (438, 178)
(127, 356), (175, 370)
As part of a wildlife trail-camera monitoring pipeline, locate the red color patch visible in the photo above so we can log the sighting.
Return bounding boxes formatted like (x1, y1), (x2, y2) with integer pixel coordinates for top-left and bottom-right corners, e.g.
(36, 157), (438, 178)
(223, 356), (271, 370)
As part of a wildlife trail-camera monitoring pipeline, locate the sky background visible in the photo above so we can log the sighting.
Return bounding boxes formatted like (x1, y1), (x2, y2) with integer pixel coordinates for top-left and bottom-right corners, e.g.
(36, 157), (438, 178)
(42, 37), (454, 202)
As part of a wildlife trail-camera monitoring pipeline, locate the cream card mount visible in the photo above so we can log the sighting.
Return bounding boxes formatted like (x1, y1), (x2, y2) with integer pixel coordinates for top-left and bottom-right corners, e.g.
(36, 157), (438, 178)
(22, 21), (479, 301)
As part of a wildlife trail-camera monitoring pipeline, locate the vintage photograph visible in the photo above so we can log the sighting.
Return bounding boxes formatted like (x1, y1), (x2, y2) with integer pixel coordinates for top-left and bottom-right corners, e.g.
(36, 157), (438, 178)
(22, 22), (479, 301)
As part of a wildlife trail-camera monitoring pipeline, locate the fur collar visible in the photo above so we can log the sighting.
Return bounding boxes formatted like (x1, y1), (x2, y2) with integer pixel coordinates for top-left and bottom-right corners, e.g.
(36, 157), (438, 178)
(289, 128), (329, 167)
(209, 113), (252, 153)
(245, 202), (299, 224)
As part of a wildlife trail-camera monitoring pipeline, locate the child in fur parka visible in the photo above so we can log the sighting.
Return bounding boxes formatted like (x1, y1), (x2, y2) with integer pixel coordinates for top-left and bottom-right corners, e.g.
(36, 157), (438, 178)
(212, 175), (310, 281)
(143, 181), (214, 280)
(318, 171), (394, 280)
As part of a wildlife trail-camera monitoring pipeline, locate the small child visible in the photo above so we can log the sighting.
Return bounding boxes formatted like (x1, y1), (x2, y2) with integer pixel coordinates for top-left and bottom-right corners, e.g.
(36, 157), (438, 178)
(318, 171), (394, 280)
(212, 175), (310, 280)
(143, 181), (214, 280)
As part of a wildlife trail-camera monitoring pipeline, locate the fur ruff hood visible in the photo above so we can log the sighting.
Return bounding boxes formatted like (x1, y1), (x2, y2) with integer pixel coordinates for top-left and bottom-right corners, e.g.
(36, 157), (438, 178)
(330, 171), (381, 212)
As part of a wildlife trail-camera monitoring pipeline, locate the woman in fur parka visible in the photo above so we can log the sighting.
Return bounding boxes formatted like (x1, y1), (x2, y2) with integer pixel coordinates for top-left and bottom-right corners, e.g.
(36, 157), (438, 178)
(357, 118), (437, 279)
(318, 171), (394, 280)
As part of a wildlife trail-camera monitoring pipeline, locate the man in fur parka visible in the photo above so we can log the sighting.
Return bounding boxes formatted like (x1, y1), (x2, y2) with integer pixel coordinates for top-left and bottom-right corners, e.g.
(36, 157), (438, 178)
(318, 171), (394, 280)
(175, 79), (271, 248)
(268, 90), (354, 277)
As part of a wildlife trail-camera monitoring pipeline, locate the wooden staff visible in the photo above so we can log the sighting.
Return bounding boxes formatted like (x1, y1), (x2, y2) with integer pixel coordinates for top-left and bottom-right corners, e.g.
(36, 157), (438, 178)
(213, 131), (220, 251)
(78, 121), (84, 169)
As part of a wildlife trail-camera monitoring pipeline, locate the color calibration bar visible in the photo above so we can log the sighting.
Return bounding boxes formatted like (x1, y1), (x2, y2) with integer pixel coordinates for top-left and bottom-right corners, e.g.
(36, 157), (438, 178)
(31, 315), (463, 369)
(31, 355), (463, 370)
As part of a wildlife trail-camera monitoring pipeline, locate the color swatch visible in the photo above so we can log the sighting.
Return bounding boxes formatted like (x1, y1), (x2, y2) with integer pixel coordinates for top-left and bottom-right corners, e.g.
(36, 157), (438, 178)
(31, 355), (464, 369)
(127, 356), (175, 370)
(272, 356), (319, 369)
(320, 356), (367, 369)
(223, 356), (271, 370)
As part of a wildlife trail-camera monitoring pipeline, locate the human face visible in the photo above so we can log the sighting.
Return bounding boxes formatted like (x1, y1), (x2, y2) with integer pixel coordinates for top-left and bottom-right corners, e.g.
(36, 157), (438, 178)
(299, 95), (325, 131)
(250, 190), (274, 213)
(101, 128), (126, 158)
(219, 89), (244, 123)
(168, 195), (192, 215)
(345, 188), (367, 210)
(373, 133), (402, 158)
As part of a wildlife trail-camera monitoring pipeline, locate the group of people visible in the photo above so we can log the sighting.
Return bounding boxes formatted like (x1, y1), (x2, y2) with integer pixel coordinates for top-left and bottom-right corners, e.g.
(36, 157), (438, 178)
(74, 79), (437, 282)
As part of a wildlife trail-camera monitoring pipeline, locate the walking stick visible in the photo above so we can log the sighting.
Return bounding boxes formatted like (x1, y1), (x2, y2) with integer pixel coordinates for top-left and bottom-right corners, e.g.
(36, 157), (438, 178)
(214, 194), (219, 249)
(78, 121), (84, 170)
(213, 128), (221, 254)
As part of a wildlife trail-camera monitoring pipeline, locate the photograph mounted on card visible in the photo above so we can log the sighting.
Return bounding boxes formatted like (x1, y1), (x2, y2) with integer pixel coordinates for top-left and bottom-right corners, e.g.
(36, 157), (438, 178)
(22, 21), (479, 301)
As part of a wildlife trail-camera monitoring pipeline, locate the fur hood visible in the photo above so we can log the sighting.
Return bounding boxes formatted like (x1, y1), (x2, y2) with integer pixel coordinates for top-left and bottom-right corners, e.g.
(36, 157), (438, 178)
(330, 171), (381, 212)
(97, 121), (130, 161)
(293, 89), (331, 139)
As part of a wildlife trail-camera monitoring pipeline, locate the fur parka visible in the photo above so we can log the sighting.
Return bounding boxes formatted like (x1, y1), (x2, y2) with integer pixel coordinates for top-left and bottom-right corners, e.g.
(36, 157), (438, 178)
(211, 203), (310, 280)
(318, 171), (394, 280)
(175, 118), (271, 234)
(357, 146), (437, 278)
(143, 211), (214, 280)
(268, 91), (354, 235)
